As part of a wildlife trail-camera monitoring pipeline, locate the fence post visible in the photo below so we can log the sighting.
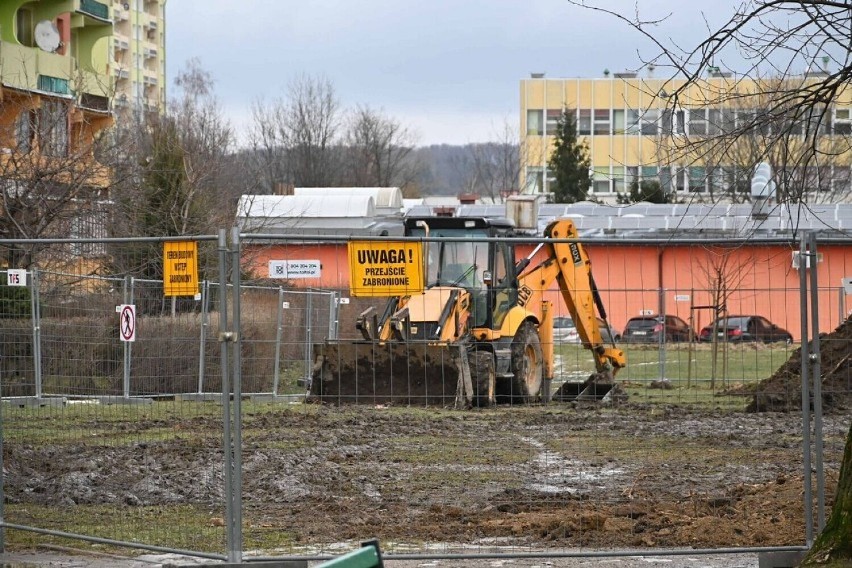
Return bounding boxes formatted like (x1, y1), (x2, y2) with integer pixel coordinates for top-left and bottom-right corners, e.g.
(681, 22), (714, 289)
(328, 290), (339, 340)
(229, 227), (244, 560)
(197, 280), (209, 394)
(798, 232), (813, 546)
(808, 232), (825, 531)
(272, 287), (284, 397)
(217, 230), (237, 563)
(0, 328), (5, 552)
(304, 290), (314, 385)
(30, 269), (43, 399)
(122, 275), (133, 399)
(657, 287), (666, 382)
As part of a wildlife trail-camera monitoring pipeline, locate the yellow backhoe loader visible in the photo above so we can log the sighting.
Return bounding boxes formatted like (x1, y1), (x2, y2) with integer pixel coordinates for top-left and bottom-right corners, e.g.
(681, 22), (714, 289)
(309, 216), (626, 406)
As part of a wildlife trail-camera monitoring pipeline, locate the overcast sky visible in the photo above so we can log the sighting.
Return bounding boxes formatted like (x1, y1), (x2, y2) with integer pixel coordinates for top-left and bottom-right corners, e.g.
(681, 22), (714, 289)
(165, 1), (740, 146)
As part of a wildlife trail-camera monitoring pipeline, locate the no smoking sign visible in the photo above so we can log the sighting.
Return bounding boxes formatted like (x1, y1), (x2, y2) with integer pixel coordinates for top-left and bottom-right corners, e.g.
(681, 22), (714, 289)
(118, 304), (136, 342)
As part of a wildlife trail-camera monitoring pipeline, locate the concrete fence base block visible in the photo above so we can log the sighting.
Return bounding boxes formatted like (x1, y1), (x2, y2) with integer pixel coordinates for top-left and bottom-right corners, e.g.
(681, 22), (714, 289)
(249, 394), (306, 404)
(176, 393), (227, 403)
(96, 396), (154, 406)
(1, 396), (67, 408)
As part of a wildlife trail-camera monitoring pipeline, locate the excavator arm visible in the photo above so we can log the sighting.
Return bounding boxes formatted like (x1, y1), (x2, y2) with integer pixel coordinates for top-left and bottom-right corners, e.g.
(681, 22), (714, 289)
(515, 219), (626, 381)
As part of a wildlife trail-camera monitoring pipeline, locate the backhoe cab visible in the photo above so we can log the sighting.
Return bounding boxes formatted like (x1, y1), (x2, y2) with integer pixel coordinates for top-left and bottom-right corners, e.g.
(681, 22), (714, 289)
(309, 216), (626, 406)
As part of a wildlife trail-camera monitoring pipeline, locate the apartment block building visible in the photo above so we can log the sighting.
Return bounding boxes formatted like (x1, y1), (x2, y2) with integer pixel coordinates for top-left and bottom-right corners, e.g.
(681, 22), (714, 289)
(520, 72), (852, 203)
(0, 1), (115, 153)
(0, 0), (121, 268)
(110, 0), (165, 116)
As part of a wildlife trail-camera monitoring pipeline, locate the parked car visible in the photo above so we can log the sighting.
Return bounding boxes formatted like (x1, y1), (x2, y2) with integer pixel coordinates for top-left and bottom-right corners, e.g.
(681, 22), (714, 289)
(553, 316), (580, 343)
(553, 316), (618, 344)
(621, 314), (694, 343)
(698, 315), (793, 344)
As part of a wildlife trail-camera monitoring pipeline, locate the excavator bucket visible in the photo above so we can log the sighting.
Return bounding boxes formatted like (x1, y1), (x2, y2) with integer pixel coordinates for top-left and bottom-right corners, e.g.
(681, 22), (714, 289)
(308, 339), (481, 407)
(551, 371), (623, 403)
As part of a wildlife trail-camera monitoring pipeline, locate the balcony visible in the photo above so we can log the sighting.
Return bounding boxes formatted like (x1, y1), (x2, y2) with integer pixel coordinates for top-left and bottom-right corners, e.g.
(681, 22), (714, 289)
(38, 75), (70, 95)
(114, 68), (129, 80)
(77, 0), (110, 21)
(143, 75), (158, 87)
(80, 93), (110, 112)
(144, 19), (158, 31)
(143, 47), (158, 58)
(114, 38), (129, 51)
(0, 41), (75, 94)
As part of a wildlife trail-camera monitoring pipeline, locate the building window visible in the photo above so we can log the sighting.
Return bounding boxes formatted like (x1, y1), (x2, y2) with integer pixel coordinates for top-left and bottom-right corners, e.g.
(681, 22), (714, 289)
(15, 8), (34, 47)
(39, 100), (69, 157)
(640, 110), (659, 135)
(707, 109), (736, 135)
(689, 166), (707, 192)
(525, 166), (544, 193)
(613, 110), (625, 134)
(545, 109), (561, 135)
(662, 109), (686, 136)
(613, 166), (638, 194)
(578, 109), (592, 136)
(659, 167), (672, 193)
(545, 168), (556, 192)
(832, 166), (851, 192)
(674, 167), (686, 192)
(593, 109), (610, 135)
(626, 110), (641, 134)
(15, 109), (37, 152)
(592, 167), (611, 193)
(688, 108), (708, 136)
(834, 108), (851, 135)
(613, 110), (640, 135)
(526, 109), (543, 135)
(641, 165), (658, 181)
(70, 208), (108, 257)
(707, 166), (726, 194)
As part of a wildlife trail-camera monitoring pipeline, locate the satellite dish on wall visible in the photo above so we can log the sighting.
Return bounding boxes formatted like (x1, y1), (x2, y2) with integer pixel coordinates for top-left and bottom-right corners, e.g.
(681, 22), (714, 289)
(34, 20), (61, 53)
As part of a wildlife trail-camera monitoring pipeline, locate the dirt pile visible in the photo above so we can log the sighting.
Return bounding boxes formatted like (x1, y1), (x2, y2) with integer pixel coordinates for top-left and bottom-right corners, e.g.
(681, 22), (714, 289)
(747, 316), (852, 412)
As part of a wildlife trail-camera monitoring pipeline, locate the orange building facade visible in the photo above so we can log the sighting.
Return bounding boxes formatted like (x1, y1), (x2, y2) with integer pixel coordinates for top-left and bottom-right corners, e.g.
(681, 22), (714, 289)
(242, 239), (852, 342)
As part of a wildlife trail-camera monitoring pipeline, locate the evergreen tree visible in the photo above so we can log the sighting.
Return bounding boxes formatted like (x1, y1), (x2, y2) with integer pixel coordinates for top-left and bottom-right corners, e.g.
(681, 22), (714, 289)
(547, 108), (592, 203)
(627, 179), (669, 204)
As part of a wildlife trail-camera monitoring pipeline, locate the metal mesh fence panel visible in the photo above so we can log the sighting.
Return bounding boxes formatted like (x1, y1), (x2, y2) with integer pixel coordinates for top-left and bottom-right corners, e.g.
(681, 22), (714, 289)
(237, 233), (848, 561)
(0, 240), (230, 559)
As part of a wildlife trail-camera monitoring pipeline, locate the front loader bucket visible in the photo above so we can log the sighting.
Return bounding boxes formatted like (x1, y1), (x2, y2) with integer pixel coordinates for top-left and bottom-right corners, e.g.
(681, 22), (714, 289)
(309, 340), (474, 407)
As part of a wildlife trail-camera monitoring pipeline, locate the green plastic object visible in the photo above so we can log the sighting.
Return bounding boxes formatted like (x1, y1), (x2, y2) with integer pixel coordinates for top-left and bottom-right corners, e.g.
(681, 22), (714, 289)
(315, 544), (380, 568)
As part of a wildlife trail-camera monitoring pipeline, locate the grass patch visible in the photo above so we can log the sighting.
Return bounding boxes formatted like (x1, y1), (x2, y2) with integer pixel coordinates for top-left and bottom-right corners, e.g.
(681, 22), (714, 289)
(5, 504), (226, 554)
(556, 342), (794, 385)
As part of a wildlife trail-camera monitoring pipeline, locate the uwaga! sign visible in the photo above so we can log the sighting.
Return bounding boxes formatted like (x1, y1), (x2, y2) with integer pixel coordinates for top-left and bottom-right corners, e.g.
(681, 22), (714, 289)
(348, 241), (424, 297)
(163, 241), (199, 297)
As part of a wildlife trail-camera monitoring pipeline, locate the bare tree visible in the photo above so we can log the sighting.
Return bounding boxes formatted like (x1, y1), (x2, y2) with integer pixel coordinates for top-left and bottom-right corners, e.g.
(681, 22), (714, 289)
(693, 246), (760, 389)
(0, 87), (117, 269)
(248, 74), (343, 190)
(466, 119), (523, 203)
(569, 1), (852, 211)
(566, 2), (852, 562)
(344, 104), (419, 190)
(108, 58), (235, 282)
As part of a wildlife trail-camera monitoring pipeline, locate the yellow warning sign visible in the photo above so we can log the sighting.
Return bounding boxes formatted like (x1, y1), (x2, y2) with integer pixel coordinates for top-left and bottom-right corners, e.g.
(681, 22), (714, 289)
(348, 241), (424, 297)
(163, 241), (199, 297)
